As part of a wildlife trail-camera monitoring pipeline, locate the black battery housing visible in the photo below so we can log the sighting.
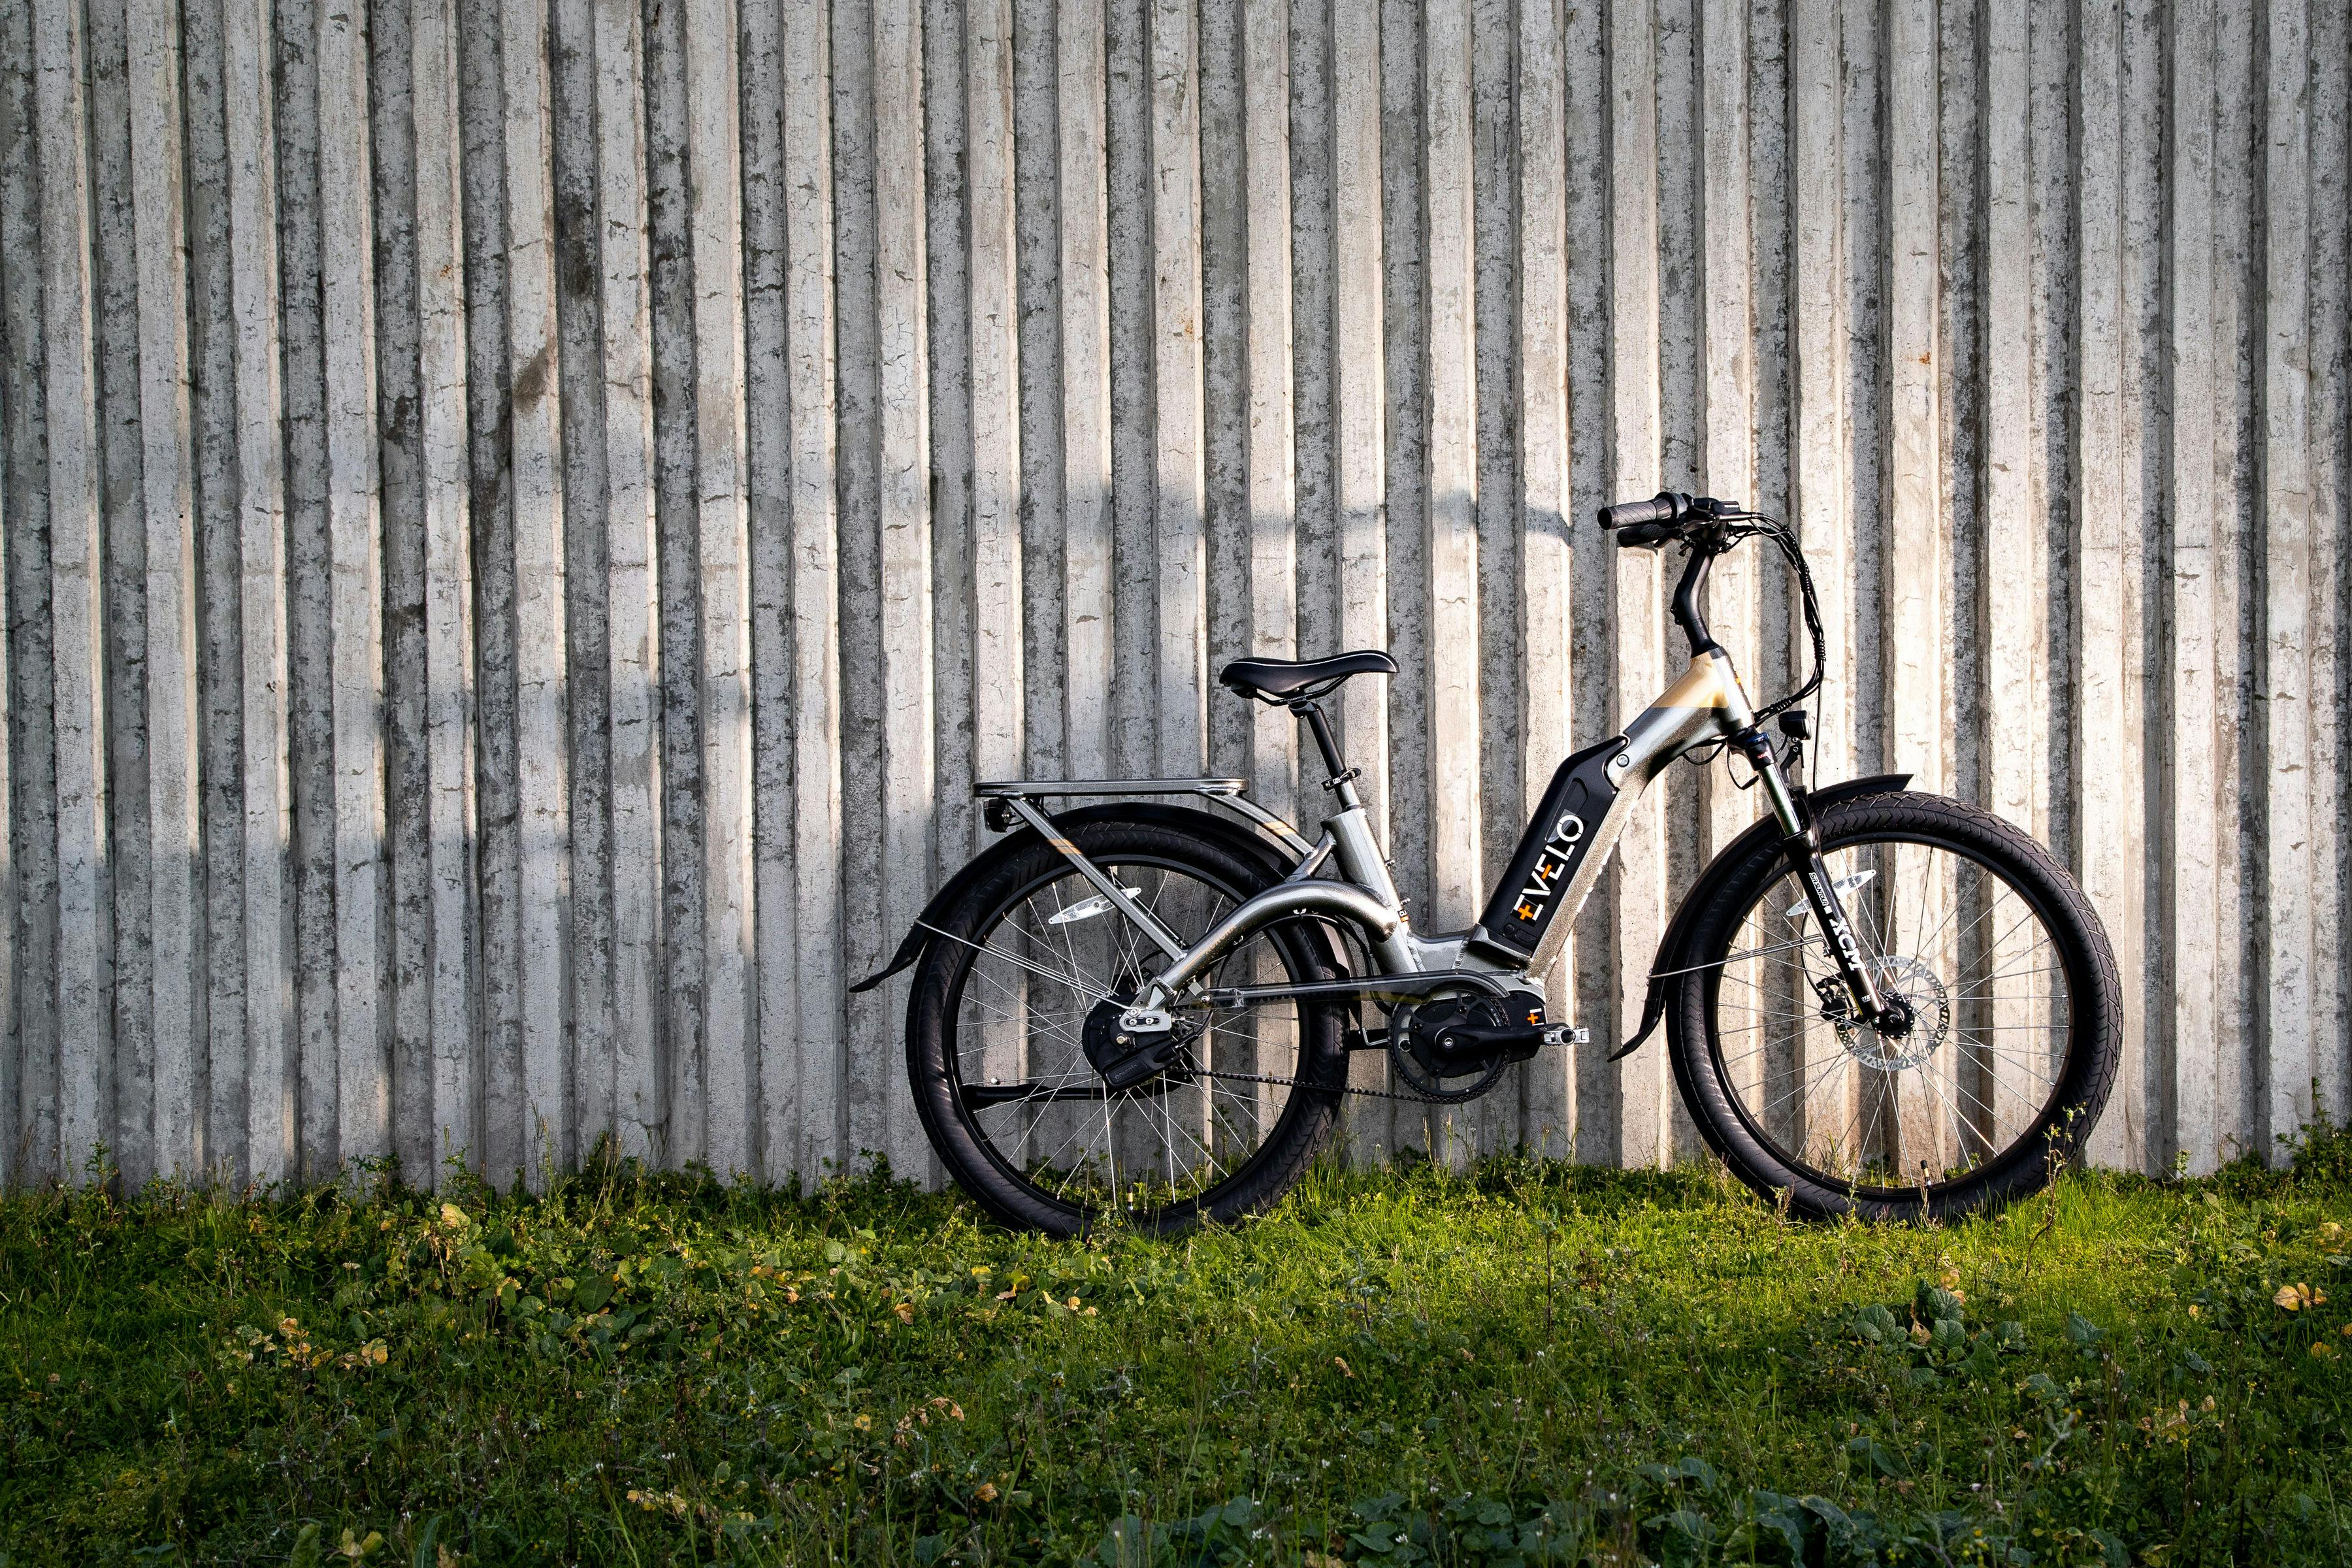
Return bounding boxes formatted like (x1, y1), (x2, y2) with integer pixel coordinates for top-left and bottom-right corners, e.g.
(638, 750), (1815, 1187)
(1475, 737), (1626, 962)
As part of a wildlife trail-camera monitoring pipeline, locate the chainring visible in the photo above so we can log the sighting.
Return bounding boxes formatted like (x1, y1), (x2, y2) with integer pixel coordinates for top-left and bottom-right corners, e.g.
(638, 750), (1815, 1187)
(1384, 994), (1513, 1104)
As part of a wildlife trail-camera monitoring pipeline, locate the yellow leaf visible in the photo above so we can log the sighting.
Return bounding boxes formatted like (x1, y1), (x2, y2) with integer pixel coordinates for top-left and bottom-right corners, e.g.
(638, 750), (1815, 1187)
(1333, 1356), (1354, 1379)
(2276, 1284), (2303, 1310)
(894, 1301), (915, 1324)
(975, 1482), (1000, 1503)
(440, 1203), (469, 1229)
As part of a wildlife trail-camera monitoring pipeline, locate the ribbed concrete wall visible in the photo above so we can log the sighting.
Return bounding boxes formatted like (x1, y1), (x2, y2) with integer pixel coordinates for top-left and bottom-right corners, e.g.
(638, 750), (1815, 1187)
(1, 0), (2345, 1190)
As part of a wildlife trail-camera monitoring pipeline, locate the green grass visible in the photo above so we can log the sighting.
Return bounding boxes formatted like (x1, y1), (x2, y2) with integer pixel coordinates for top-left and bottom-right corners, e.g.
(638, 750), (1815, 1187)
(3, 1130), (2349, 1568)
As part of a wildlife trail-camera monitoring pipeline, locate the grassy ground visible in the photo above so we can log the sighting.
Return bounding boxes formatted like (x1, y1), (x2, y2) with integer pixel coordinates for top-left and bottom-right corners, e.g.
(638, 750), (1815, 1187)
(2, 1130), (2348, 1568)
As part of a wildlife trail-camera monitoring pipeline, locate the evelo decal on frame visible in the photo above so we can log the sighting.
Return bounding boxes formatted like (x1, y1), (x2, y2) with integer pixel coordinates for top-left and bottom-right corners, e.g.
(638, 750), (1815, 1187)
(1477, 738), (1626, 961)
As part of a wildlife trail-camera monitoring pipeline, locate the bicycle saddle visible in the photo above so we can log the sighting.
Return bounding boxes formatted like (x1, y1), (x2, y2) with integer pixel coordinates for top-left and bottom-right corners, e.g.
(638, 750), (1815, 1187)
(1217, 649), (1398, 702)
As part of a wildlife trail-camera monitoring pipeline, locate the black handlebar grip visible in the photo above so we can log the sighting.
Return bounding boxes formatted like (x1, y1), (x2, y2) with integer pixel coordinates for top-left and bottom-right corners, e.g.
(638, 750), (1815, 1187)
(1596, 491), (1688, 531)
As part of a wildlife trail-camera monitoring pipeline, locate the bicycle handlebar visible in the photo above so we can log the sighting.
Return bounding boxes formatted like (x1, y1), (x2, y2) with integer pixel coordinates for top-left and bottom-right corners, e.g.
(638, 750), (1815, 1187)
(1597, 491), (1691, 532)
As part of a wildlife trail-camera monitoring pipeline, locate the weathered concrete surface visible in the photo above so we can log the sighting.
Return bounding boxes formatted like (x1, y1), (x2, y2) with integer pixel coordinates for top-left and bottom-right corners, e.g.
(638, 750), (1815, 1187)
(1, 0), (2345, 1187)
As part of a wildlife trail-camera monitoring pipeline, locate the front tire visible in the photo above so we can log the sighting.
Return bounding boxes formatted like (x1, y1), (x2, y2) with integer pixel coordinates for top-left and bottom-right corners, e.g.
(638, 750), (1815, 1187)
(1667, 790), (2120, 1222)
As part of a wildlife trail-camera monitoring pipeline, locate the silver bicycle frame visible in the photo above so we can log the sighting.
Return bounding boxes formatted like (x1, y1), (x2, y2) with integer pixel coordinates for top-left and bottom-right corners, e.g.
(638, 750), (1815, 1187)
(979, 646), (1776, 1024)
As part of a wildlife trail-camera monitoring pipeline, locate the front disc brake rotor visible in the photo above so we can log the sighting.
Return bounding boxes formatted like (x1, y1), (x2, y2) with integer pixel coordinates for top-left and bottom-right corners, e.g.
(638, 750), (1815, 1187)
(1833, 953), (1950, 1071)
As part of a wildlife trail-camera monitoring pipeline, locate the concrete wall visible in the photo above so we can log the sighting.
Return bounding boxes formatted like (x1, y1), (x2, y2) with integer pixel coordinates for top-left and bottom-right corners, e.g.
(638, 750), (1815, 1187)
(2, 0), (2345, 1190)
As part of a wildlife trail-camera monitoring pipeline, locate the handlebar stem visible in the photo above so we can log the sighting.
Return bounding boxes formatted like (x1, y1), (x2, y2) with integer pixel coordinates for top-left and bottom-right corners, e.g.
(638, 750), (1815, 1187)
(1671, 543), (1721, 658)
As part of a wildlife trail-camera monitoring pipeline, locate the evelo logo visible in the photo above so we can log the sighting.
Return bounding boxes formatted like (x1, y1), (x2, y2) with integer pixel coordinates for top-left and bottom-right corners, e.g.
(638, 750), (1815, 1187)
(1511, 811), (1586, 925)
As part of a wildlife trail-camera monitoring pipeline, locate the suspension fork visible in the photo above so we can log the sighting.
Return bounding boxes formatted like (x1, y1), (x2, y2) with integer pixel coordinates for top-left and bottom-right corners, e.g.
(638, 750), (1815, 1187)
(1735, 729), (1895, 1026)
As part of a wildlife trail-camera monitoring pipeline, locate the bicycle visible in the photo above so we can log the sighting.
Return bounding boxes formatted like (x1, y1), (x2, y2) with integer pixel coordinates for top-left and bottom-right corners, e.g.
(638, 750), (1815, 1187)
(855, 492), (2120, 1236)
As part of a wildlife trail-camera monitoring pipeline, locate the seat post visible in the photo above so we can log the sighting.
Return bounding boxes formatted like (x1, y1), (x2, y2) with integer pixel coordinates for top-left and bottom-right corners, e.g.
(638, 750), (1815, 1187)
(1290, 700), (1360, 807)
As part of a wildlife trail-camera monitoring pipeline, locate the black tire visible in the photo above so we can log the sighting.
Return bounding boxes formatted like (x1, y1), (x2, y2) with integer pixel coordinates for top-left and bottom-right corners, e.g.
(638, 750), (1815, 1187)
(1667, 789), (2120, 1222)
(907, 813), (1347, 1237)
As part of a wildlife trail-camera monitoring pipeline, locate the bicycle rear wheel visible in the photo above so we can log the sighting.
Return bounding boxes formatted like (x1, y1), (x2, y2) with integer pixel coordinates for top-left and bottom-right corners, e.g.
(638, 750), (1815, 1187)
(1667, 790), (2120, 1221)
(906, 815), (1346, 1237)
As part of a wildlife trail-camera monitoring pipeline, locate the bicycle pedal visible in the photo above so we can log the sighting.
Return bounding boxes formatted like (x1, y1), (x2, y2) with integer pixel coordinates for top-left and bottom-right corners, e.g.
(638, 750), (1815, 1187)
(1541, 1025), (1591, 1047)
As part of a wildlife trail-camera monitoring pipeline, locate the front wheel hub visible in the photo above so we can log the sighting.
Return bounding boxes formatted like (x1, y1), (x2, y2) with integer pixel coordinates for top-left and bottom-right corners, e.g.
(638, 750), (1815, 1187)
(1831, 954), (1949, 1072)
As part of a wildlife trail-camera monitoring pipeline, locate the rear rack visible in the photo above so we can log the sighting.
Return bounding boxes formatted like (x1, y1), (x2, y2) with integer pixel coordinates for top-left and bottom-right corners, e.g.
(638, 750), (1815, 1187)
(973, 777), (1315, 858)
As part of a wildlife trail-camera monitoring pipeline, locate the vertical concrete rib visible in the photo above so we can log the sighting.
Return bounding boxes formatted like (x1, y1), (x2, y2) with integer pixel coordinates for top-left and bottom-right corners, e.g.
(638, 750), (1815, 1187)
(1882, 0), (1950, 1169)
(1697, 0), (1756, 855)
(1060, 0), (1114, 781)
(685, 0), (755, 1177)
(1243, 0), (1297, 823)
(971, 0), (1026, 801)
(2074, 0), (2141, 1169)
(35, 0), (110, 1184)
(1883, 0), (1942, 794)
(1107, 0), (1155, 779)
(128, 0), (201, 1181)
(279, 0), (334, 1183)
(1423, 0), (1480, 955)
(1151, 0), (1207, 776)
(1333, 0), (1392, 1153)
(783, 0), (842, 1181)
(2166, 0), (2219, 1170)
(90, 0), (150, 1186)
(1201, 0), (1245, 791)
(834, 0), (884, 1170)
(504, 0), (572, 1188)
(374, 0), (429, 1183)
(1518, 0), (1574, 1154)
(743, 0), (792, 1176)
(927, 0), (975, 875)
(1467, 0), (1514, 1155)
(1561, 0), (1614, 1161)
(0, 370), (9, 1188)
(551, 0), (609, 1165)
(1, 0), (45, 1184)
(318, 0), (389, 1170)
(1981, 0), (2041, 843)
(875, 0), (936, 1176)
(2311, 0), (2351, 1127)
(413, 0), (477, 1181)
(592, 0), (657, 1165)
(2259, 0), (2313, 1158)
(180, 0), (243, 1183)
(1607, 0), (1668, 1167)
(1788, 0), (1850, 789)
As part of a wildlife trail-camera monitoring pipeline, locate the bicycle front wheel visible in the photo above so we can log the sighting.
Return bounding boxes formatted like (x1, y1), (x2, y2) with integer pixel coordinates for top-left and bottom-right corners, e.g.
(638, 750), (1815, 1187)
(1667, 789), (2120, 1221)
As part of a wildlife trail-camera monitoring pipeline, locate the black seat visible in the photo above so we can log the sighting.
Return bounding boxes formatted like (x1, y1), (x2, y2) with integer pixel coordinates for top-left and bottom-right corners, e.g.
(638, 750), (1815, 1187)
(1217, 649), (1398, 702)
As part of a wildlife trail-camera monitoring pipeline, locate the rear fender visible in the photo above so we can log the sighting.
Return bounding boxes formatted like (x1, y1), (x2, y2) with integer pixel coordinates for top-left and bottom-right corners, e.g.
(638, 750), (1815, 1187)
(1607, 773), (1911, 1060)
(848, 801), (1330, 994)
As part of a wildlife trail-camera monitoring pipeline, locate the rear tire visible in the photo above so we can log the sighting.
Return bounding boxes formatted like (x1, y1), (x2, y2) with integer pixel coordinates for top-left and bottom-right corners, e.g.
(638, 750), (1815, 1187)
(907, 814), (1347, 1237)
(1667, 790), (2119, 1222)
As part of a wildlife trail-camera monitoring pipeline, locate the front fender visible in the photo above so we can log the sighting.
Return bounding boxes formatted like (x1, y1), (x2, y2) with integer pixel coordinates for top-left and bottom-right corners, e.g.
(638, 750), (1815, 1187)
(1606, 772), (1910, 1060)
(847, 800), (1322, 994)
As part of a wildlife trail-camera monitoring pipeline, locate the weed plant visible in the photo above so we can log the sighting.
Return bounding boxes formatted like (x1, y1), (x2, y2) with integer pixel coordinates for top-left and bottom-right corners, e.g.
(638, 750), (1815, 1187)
(2, 1124), (2348, 1565)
